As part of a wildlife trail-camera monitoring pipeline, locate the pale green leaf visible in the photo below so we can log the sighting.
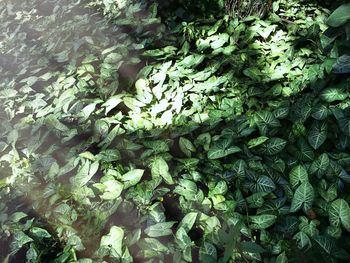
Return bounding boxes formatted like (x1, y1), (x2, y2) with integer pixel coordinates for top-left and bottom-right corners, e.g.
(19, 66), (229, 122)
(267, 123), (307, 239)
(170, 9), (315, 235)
(151, 156), (174, 184)
(290, 182), (314, 212)
(100, 226), (124, 258)
(145, 222), (176, 237)
(329, 199), (350, 231)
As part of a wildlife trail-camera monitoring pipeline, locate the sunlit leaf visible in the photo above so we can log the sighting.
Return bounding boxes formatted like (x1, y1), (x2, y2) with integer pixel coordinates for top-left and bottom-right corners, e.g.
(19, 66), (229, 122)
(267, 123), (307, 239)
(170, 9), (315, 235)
(151, 156), (174, 184)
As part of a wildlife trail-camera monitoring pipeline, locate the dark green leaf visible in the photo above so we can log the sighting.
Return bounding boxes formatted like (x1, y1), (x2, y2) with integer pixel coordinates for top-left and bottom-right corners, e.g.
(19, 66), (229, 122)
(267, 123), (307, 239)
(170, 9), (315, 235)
(327, 4), (350, 27)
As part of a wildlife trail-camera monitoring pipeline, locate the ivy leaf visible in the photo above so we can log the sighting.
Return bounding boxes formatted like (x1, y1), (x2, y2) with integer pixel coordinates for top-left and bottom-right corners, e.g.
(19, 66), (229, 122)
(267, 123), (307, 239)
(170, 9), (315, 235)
(290, 182), (314, 213)
(329, 199), (350, 231)
(249, 214), (277, 229)
(308, 121), (327, 150)
(151, 156), (174, 185)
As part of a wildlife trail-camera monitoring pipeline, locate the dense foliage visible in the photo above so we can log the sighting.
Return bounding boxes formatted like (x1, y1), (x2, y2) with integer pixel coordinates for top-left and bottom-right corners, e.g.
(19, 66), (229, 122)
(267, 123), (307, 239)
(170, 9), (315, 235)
(1, 0), (350, 262)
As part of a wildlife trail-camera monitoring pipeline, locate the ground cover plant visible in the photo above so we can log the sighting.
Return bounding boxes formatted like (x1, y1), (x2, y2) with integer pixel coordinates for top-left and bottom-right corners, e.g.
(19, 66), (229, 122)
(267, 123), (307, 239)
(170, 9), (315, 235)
(0, 0), (350, 262)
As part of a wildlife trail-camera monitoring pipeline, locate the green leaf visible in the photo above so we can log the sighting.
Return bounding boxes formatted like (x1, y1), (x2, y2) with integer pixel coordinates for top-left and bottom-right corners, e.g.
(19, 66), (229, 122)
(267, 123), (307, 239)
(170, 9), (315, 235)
(11, 231), (34, 251)
(293, 231), (311, 249)
(196, 133), (211, 151)
(297, 139), (315, 161)
(209, 181), (228, 197)
(326, 225), (342, 239)
(176, 229), (192, 261)
(249, 214), (277, 229)
(94, 120), (110, 136)
(290, 182), (314, 212)
(251, 175), (276, 193)
(121, 169), (144, 189)
(309, 153), (329, 177)
(312, 104), (328, 120)
(179, 54), (205, 68)
(143, 140), (170, 153)
(174, 179), (198, 201)
(102, 95), (123, 114)
(207, 138), (241, 159)
(321, 86), (349, 102)
(258, 138), (287, 156)
(100, 226), (124, 258)
(289, 165), (308, 189)
(145, 222), (176, 237)
(239, 241), (266, 253)
(243, 67), (262, 81)
(332, 55), (350, 74)
(276, 252), (288, 263)
(151, 156), (174, 184)
(308, 121), (327, 150)
(71, 160), (99, 187)
(30, 227), (51, 239)
(273, 106), (289, 119)
(100, 180), (123, 200)
(79, 151), (96, 161)
(327, 3), (350, 27)
(208, 19), (223, 36)
(247, 136), (269, 148)
(255, 111), (280, 126)
(209, 33), (230, 49)
(313, 235), (338, 258)
(329, 199), (350, 231)
(200, 242), (217, 262)
(332, 108), (350, 136)
(139, 238), (169, 255)
(178, 212), (197, 232)
(179, 137), (196, 157)
(10, 212), (28, 223)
